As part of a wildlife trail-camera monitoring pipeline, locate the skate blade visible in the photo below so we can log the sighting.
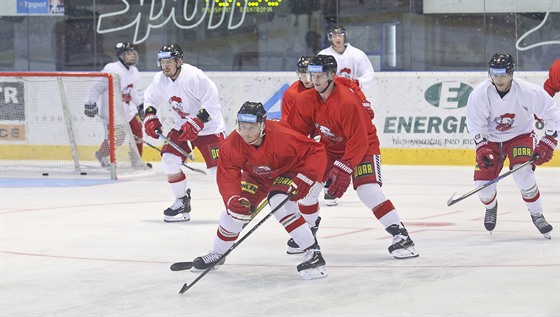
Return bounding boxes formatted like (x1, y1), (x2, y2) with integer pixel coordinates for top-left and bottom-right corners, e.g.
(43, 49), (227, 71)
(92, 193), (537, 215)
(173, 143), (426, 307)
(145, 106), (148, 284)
(190, 265), (222, 272)
(299, 266), (328, 280)
(286, 248), (304, 255)
(392, 247), (420, 259)
(164, 214), (191, 223)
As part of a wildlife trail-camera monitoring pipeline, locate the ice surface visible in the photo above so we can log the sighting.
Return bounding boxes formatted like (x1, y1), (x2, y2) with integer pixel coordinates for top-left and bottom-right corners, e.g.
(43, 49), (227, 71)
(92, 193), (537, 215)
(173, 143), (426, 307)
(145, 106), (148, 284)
(1, 164), (558, 316)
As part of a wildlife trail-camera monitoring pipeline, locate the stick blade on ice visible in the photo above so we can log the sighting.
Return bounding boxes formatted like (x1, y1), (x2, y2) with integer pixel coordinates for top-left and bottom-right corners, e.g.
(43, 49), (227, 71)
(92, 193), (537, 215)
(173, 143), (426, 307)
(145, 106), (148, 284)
(179, 283), (189, 294)
(447, 192), (457, 206)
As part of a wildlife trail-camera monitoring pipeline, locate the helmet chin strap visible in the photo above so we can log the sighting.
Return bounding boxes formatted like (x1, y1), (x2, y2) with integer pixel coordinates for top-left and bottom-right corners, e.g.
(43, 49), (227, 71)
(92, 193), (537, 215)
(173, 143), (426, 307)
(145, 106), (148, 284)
(318, 77), (334, 94)
(239, 123), (266, 145)
(120, 59), (130, 70)
(171, 67), (181, 79)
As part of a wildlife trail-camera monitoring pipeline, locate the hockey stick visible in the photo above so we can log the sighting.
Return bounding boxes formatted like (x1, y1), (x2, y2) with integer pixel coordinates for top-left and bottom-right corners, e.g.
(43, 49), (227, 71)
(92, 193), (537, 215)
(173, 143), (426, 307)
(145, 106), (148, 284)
(178, 193), (293, 294)
(156, 131), (194, 161)
(142, 139), (203, 174)
(155, 132), (207, 175)
(170, 198), (270, 272)
(447, 158), (535, 206)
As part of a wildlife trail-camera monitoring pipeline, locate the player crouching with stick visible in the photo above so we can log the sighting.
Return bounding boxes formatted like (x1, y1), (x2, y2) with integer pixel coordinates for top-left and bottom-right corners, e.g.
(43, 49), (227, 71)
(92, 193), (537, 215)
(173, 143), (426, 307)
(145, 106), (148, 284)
(466, 53), (559, 239)
(191, 102), (329, 280)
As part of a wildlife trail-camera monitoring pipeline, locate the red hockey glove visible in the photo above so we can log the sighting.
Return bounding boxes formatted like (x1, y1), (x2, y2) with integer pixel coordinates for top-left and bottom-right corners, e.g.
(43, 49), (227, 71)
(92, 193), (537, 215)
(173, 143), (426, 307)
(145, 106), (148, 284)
(84, 103), (98, 118)
(178, 108), (211, 142)
(143, 106), (162, 139)
(533, 135), (557, 165)
(226, 195), (252, 224)
(475, 139), (496, 171)
(362, 100), (375, 120)
(290, 173), (315, 201)
(178, 117), (204, 142)
(325, 160), (353, 199)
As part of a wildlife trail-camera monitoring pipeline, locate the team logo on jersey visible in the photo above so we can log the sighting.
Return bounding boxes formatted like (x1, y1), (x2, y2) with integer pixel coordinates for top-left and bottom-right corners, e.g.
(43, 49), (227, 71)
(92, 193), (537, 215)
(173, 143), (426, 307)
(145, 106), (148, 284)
(122, 83), (133, 104)
(251, 165), (272, 176)
(512, 146), (532, 158)
(494, 113), (515, 132)
(317, 125), (344, 144)
(169, 96), (189, 119)
(339, 67), (352, 77)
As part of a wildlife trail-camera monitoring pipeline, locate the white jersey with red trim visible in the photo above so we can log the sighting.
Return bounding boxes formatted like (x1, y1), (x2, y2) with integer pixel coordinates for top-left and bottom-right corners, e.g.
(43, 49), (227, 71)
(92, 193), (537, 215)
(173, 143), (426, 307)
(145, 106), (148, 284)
(318, 43), (374, 90)
(86, 61), (142, 123)
(143, 64), (226, 135)
(466, 77), (560, 142)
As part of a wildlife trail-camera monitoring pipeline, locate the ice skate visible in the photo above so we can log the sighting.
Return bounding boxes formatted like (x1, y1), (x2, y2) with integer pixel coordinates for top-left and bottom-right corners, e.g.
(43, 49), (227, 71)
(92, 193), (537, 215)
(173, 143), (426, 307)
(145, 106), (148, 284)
(287, 217), (321, 255)
(191, 251), (226, 272)
(297, 244), (327, 280)
(163, 188), (191, 222)
(484, 202), (498, 232)
(386, 223), (419, 259)
(95, 151), (110, 168)
(323, 188), (338, 206)
(531, 213), (553, 239)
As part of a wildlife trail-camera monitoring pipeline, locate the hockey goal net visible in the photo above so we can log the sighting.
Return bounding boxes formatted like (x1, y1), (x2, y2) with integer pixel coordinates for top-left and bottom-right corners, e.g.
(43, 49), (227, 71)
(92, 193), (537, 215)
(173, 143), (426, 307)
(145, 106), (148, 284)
(0, 72), (149, 179)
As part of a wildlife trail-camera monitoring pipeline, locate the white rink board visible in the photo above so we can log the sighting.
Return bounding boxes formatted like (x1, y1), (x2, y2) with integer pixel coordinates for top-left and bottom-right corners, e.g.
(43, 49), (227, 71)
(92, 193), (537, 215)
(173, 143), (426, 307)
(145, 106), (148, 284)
(137, 71), (555, 149)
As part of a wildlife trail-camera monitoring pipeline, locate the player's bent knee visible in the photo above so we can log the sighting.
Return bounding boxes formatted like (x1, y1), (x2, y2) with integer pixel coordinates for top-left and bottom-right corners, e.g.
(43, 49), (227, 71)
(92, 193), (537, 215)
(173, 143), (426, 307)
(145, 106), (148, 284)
(356, 183), (387, 209)
(162, 152), (183, 174)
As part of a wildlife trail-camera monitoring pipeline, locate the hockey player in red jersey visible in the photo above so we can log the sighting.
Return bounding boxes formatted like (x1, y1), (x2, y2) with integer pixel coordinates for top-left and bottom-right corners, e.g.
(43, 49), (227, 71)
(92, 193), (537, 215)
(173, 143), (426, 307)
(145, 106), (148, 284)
(282, 56), (374, 123)
(286, 55), (419, 259)
(281, 56), (375, 207)
(143, 44), (227, 222)
(191, 102), (328, 279)
(544, 58), (560, 97)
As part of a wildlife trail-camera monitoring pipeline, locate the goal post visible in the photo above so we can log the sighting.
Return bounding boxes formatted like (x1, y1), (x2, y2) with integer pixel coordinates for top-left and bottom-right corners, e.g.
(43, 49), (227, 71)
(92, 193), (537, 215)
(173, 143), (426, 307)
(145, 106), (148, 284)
(0, 72), (149, 179)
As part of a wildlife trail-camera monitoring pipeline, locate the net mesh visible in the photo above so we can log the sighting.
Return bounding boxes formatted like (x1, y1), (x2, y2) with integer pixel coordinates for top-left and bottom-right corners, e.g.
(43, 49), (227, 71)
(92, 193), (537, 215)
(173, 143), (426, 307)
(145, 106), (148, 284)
(0, 72), (149, 179)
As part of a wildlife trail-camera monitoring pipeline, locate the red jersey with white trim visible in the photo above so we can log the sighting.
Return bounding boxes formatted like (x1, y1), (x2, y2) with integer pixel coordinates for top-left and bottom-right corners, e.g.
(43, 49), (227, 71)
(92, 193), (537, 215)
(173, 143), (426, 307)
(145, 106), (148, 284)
(288, 84), (380, 167)
(217, 120), (327, 206)
(281, 77), (366, 121)
(544, 58), (560, 97)
(281, 80), (307, 121)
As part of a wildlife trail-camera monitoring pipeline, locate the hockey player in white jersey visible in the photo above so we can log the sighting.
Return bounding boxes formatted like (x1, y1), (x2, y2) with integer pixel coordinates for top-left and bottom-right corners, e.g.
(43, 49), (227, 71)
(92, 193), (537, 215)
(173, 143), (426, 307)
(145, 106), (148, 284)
(466, 53), (560, 239)
(84, 42), (145, 168)
(318, 25), (374, 90)
(142, 44), (227, 222)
